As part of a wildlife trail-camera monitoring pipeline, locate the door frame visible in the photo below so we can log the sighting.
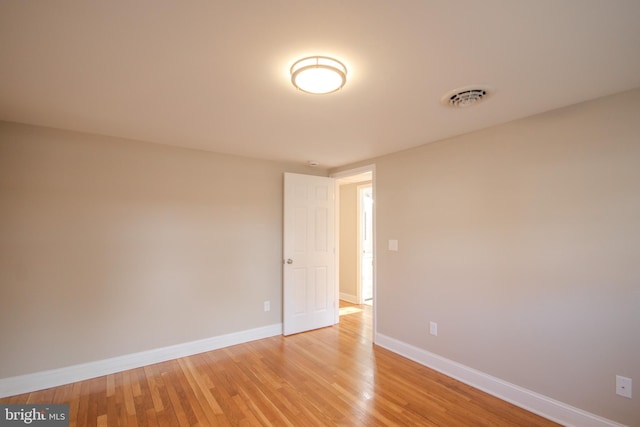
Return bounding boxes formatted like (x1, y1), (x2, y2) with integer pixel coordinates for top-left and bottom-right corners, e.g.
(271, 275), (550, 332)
(331, 164), (376, 337)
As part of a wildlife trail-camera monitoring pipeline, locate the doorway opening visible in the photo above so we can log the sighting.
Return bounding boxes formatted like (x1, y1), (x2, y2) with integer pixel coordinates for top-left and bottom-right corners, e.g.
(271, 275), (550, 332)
(333, 165), (375, 336)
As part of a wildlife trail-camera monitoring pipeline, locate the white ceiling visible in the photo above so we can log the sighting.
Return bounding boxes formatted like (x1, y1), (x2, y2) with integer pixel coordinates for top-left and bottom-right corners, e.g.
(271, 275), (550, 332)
(1, 1), (639, 168)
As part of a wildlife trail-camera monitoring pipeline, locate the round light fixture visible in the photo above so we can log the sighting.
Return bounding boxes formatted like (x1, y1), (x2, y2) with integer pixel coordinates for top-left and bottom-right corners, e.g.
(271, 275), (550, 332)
(290, 56), (347, 94)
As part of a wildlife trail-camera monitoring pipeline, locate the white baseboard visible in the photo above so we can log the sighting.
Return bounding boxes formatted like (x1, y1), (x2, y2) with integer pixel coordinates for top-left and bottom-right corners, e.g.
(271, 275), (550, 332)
(374, 333), (626, 427)
(339, 292), (358, 304)
(0, 323), (282, 398)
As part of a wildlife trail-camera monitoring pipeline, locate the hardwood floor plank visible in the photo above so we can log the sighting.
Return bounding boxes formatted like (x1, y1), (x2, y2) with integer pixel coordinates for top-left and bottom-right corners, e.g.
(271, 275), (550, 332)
(68, 381), (83, 427)
(0, 302), (559, 426)
(161, 369), (191, 427)
(97, 413), (108, 427)
(178, 357), (224, 424)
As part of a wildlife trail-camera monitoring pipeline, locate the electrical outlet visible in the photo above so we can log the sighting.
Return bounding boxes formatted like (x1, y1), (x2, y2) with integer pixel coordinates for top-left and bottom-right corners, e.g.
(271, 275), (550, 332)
(264, 301), (270, 312)
(616, 375), (632, 399)
(429, 321), (438, 336)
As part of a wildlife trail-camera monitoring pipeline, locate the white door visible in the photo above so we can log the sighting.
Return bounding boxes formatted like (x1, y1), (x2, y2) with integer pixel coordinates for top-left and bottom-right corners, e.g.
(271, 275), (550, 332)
(359, 185), (374, 302)
(283, 173), (336, 336)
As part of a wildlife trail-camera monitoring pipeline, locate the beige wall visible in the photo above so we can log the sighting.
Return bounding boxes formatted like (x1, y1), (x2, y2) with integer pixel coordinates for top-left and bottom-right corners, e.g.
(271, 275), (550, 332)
(340, 89), (639, 425)
(339, 183), (358, 298)
(0, 121), (325, 378)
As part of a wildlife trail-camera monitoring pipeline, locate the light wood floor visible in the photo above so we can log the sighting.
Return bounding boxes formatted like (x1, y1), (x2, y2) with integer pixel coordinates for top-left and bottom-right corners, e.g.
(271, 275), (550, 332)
(1, 302), (559, 426)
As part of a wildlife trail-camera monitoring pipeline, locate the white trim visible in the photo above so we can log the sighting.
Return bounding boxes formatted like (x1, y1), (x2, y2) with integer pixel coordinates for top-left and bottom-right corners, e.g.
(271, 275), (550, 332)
(331, 164), (375, 180)
(374, 333), (627, 427)
(339, 292), (359, 304)
(334, 179), (341, 325)
(0, 323), (282, 398)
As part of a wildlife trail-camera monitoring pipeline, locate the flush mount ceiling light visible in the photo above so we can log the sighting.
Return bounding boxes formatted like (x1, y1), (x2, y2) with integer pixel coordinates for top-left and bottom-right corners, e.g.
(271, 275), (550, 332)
(290, 56), (347, 94)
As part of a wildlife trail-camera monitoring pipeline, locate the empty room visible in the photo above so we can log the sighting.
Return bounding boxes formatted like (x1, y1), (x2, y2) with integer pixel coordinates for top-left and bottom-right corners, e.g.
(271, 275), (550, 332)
(1, 1), (639, 426)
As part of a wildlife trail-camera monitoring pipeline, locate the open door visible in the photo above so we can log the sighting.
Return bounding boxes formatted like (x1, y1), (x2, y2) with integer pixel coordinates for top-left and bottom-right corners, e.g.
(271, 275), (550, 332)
(359, 184), (373, 304)
(283, 173), (336, 335)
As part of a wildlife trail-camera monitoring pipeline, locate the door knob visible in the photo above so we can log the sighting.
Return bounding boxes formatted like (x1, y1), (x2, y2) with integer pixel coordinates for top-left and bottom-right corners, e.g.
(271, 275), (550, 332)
(286, 258), (294, 264)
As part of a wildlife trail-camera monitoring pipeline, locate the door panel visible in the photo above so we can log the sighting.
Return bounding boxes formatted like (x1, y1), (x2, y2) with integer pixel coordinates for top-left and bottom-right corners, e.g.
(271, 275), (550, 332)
(283, 173), (336, 335)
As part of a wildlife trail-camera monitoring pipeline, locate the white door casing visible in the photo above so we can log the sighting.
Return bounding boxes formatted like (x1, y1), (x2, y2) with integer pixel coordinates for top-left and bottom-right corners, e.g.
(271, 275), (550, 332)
(283, 173), (336, 336)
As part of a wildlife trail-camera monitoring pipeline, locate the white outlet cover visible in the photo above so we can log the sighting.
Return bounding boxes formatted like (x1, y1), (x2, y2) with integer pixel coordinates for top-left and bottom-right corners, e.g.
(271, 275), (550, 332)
(616, 375), (632, 399)
(429, 321), (438, 336)
(388, 239), (398, 251)
(264, 301), (271, 312)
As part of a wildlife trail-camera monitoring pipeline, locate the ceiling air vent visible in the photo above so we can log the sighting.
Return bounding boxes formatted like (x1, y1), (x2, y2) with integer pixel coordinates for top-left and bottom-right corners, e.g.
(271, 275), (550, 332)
(441, 85), (492, 108)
